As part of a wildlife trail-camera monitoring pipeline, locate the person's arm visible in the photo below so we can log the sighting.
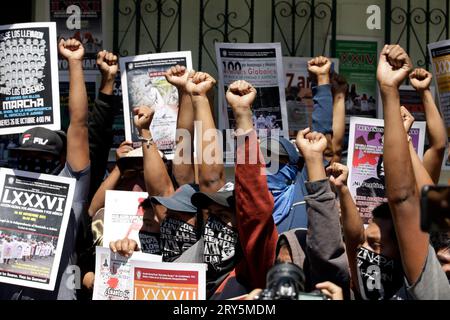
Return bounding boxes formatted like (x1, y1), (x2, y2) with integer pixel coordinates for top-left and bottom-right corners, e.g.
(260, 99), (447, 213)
(295, 129), (350, 297)
(185, 71), (225, 192)
(88, 51), (120, 201)
(87, 141), (133, 217)
(58, 39), (89, 171)
(308, 56), (333, 135)
(400, 106), (435, 190)
(330, 73), (348, 164)
(409, 68), (447, 184)
(165, 65), (195, 186)
(133, 106), (175, 198)
(378, 44), (429, 284)
(326, 162), (364, 293)
(227, 80), (278, 290)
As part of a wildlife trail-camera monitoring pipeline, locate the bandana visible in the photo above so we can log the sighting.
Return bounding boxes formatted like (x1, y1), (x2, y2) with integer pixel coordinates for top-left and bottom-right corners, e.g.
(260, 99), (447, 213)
(356, 246), (404, 300)
(138, 231), (161, 255)
(17, 157), (62, 175)
(159, 217), (198, 262)
(203, 215), (239, 276)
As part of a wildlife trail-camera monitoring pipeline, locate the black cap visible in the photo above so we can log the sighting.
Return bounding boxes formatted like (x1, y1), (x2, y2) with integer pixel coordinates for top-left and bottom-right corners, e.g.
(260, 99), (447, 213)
(11, 127), (66, 156)
(151, 184), (200, 214)
(191, 182), (235, 210)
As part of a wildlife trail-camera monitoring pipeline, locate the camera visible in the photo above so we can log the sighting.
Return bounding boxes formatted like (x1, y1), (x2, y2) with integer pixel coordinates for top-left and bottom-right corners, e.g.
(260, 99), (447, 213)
(256, 262), (329, 300)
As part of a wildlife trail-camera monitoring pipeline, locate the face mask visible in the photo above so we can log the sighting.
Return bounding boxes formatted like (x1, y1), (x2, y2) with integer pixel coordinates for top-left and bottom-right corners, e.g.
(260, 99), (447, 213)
(203, 215), (239, 275)
(17, 157), (62, 175)
(159, 217), (198, 262)
(356, 247), (404, 300)
(138, 231), (161, 255)
(267, 163), (298, 224)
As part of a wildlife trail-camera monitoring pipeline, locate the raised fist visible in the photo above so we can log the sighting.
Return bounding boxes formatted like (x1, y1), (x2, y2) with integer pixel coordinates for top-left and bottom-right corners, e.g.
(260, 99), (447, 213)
(165, 65), (190, 90)
(308, 56), (332, 76)
(58, 38), (84, 61)
(377, 44), (412, 88)
(185, 71), (216, 96)
(409, 68), (432, 92)
(133, 105), (155, 132)
(295, 128), (328, 160)
(226, 80), (257, 111)
(326, 162), (349, 189)
(97, 50), (119, 79)
(400, 106), (415, 133)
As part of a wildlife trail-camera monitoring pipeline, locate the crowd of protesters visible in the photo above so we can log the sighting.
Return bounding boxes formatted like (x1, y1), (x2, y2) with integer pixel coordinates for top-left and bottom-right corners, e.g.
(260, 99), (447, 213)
(0, 37), (448, 300)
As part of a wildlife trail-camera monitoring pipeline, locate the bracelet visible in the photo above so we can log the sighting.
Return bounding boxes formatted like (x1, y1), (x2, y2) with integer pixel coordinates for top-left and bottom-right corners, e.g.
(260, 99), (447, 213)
(138, 136), (154, 147)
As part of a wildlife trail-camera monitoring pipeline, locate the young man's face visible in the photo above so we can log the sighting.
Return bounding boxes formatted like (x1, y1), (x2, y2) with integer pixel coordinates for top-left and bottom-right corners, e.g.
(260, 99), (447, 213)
(364, 217), (399, 260)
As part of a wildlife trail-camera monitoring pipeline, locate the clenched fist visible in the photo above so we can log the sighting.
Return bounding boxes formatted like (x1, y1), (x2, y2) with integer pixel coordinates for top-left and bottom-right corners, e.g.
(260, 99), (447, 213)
(58, 38), (84, 61)
(97, 50), (119, 80)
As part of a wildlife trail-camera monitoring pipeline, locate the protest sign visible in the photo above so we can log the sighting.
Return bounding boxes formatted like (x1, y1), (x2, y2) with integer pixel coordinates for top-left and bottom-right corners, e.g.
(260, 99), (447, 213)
(0, 168), (75, 290)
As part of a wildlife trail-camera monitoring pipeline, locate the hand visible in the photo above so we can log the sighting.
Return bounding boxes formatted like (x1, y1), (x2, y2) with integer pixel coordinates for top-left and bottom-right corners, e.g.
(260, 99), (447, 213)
(115, 140), (134, 161)
(226, 80), (257, 111)
(58, 38), (85, 61)
(377, 44), (412, 88)
(308, 56), (331, 76)
(400, 106), (415, 133)
(295, 128), (328, 160)
(409, 68), (432, 92)
(185, 71), (216, 96)
(245, 289), (263, 300)
(315, 282), (344, 300)
(97, 50), (119, 80)
(326, 162), (349, 189)
(331, 72), (348, 96)
(110, 238), (139, 258)
(133, 105), (155, 133)
(165, 65), (190, 91)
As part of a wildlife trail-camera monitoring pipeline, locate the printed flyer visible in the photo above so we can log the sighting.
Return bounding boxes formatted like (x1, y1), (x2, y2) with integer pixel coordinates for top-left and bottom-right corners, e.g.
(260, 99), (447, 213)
(131, 260), (207, 300)
(92, 246), (161, 300)
(347, 117), (426, 224)
(0, 168), (75, 290)
(50, 0), (103, 71)
(120, 51), (193, 159)
(428, 40), (450, 137)
(215, 42), (288, 138)
(283, 57), (339, 136)
(334, 38), (380, 119)
(103, 190), (150, 251)
(0, 22), (60, 135)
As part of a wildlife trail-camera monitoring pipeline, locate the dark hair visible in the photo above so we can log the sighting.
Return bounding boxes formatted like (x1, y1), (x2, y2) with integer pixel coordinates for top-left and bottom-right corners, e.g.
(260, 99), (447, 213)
(430, 232), (450, 252)
(372, 202), (397, 240)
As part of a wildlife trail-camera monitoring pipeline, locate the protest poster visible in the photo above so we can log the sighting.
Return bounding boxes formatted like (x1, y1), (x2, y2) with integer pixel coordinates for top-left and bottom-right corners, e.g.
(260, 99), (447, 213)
(333, 37), (381, 119)
(0, 22), (61, 135)
(112, 72), (125, 149)
(131, 260), (207, 300)
(50, 0), (103, 71)
(428, 40), (450, 137)
(103, 190), (151, 251)
(59, 72), (97, 131)
(215, 42), (288, 138)
(347, 117), (426, 224)
(0, 168), (75, 290)
(120, 51), (193, 159)
(283, 57), (339, 137)
(93, 246), (161, 300)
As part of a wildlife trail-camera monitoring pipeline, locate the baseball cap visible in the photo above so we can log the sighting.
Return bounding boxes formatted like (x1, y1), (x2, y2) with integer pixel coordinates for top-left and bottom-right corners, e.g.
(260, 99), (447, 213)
(11, 127), (66, 156)
(259, 136), (300, 165)
(191, 182), (235, 210)
(151, 184), (200, 214)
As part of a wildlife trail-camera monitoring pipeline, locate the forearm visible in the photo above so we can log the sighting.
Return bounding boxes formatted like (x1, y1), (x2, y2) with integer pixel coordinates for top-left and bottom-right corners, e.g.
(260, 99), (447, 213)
(332, 94), (346, 162)
(99, 72), (115, 96)
(409, 140), (434, 191)
(67, 60), (89, 170)
(173, 90), (195, 186)
(337, 186), (365, 250)
(421, 89), (447, 183)
(88, 166), (121, 217)
(305, 156), (326, 182)
(192, 95), (225, 192)
(141, 129), (175, 197)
